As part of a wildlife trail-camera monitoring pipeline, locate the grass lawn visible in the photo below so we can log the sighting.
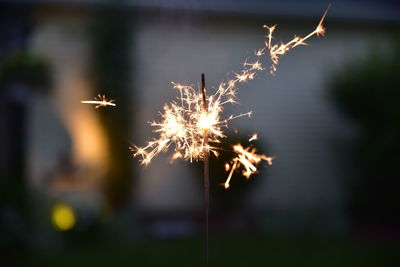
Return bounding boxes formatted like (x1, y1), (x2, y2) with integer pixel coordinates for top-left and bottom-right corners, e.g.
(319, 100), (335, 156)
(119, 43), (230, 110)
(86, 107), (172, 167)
(10, 235), (399, 267)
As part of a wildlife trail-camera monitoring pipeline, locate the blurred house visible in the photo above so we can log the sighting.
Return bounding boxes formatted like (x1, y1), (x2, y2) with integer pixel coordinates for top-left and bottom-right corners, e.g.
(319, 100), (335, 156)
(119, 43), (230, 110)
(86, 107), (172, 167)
(0, 0), (399, 234)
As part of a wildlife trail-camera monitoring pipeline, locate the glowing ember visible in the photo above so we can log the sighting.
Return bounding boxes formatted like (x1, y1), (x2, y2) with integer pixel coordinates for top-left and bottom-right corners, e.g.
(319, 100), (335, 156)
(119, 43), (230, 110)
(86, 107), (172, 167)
(224, 144), (273, 189)
(81, 94), (116, 108)
(248, 133), (258, 142)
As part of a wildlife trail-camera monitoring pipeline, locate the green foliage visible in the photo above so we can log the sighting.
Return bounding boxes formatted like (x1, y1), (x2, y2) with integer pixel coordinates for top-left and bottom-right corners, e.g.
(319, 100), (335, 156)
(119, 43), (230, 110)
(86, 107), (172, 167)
(329, 37), (400, 222)
(331, 42), (400, 130)
(12, 236), (399, 267)
(0, 51), (51, 247)
(0, 51), (51, 91)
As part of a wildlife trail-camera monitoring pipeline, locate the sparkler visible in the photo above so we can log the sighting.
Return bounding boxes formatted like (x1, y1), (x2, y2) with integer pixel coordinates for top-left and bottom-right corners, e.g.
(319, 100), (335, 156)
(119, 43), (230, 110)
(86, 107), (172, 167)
(201, 73), (210, 267)
(81, 94), (116, 108)
(132, 7), (329, 178)
(132, 8), (327, 263)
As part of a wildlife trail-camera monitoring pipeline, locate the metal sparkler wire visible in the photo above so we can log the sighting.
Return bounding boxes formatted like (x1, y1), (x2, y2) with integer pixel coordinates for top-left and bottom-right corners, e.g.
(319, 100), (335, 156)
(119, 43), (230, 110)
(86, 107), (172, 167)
(201, 73), (210, 267)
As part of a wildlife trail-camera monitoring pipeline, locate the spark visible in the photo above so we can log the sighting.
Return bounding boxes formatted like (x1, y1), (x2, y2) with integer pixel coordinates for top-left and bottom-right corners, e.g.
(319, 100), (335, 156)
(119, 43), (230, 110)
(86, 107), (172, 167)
(132, 81), (252, 164)
(224, 144), (273, 189)
(81, 94), (116, 108)
(132, 7), (329, 185)
(249, 133), (258, 142)
(262, 5), (329, 74)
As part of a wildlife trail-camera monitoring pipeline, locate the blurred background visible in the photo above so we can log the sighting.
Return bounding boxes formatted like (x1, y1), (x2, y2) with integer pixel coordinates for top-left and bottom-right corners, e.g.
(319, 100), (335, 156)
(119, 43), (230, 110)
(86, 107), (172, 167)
(0, 0), (399, 266)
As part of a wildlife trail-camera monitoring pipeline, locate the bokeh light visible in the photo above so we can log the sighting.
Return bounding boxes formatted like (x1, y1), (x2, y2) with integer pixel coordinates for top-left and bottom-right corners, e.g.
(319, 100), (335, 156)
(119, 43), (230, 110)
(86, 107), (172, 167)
(51, 203), (76, 231)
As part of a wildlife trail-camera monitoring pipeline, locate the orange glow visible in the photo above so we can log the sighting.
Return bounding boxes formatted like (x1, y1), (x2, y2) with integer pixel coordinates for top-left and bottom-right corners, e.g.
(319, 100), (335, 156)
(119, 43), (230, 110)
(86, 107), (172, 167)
(59, 80), (109, 173)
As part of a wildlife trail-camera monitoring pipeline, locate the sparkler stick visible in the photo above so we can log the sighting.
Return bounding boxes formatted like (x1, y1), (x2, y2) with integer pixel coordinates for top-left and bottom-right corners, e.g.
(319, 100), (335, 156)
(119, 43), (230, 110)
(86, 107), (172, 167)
(201, 73), (210, 267)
